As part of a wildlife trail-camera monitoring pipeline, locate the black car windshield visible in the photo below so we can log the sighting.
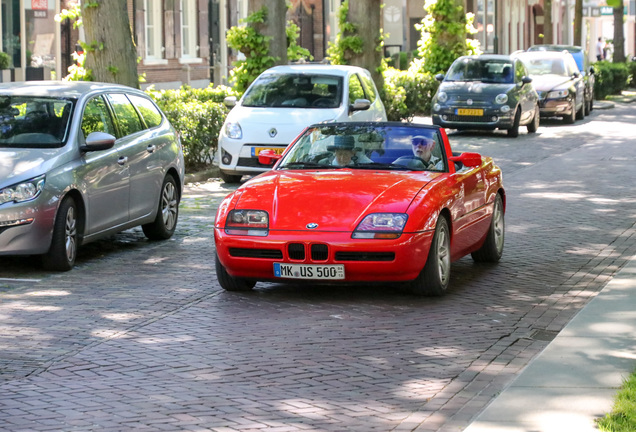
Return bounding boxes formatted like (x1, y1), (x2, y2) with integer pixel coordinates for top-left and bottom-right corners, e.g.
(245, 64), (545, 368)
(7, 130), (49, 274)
(0, 96), (73, 148)
(242, 73), (343, 108)
(278, 124), (447, 172)
(446, 58), (515, 84)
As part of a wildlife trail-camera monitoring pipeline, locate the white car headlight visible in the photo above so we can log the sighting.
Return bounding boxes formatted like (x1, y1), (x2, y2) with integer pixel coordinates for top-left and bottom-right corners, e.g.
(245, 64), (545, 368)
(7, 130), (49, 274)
(225, 209), (269, 236)
(495, 94), (508, 104)
(436, 92), (448, 103)
(546, 90), (569, 99)
(0, 175), (45, 205)
(225, 122), (242, 139)
(353, 213), (408, 239)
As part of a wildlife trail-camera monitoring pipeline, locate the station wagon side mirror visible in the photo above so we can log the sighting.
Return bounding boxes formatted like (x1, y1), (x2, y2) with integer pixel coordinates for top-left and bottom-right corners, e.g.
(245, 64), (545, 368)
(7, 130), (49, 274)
(448, 152), (482, 168)
(349, 98), (371, 114)
(223, 96), (237, 108)
(521, 76), (532, 85)
(435, 73), (445, 82)
(258, 149), (283, 166)
(80, 132), (116, 152)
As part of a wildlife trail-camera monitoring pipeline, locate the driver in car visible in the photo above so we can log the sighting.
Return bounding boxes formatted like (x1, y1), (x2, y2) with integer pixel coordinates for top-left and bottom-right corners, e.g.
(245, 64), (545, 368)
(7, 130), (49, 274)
(393, 135), (444, 170)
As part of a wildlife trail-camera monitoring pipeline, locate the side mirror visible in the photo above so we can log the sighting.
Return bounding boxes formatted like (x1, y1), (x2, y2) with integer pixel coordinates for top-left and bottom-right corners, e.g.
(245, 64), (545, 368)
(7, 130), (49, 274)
(350, 98), (371, 113)
(572, 71), (581, 78)
(258, 149), (282, 166)
(223, 96), (237, 108)
(521, 76), (532, 85)
(435, 73), (445, 82)
(448, 152), (482, 168)
(81, 131), (116, 152)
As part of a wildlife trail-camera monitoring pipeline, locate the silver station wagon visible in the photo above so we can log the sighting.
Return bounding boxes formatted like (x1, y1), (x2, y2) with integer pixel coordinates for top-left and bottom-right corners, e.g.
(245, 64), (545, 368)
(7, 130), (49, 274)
(0, 82), (185, 270)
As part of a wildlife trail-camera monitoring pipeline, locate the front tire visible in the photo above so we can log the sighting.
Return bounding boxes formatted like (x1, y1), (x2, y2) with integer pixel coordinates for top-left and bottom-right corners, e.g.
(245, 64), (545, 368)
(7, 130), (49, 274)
(410, 216), (451, 296)
(142, 174), (179, 240)
(507, 109), (520, 138)
(220, 171), (243, 184)
(471, 194), (505, 262)
(576, 99), (585, 120)
(563, 99), (576, 124)
(527, 105), (540, 133)
(42, 196), (78, 271)
(215, 254), (256, 291)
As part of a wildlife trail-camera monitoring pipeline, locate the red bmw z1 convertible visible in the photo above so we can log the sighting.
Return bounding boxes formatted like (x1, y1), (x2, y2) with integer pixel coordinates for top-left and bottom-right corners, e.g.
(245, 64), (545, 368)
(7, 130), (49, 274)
(214, 122), (505, 296)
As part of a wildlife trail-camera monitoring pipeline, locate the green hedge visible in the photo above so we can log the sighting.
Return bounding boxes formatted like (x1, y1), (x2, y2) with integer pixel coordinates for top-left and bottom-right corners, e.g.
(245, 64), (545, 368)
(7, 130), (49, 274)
(593, 61), (630, 100)
(147, 85), (238, 170)
(381, 67), (439, 121)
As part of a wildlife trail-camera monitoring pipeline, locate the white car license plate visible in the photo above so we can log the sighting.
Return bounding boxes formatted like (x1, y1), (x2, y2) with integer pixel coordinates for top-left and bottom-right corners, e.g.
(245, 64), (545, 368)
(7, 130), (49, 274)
(273, 263), (345, 280)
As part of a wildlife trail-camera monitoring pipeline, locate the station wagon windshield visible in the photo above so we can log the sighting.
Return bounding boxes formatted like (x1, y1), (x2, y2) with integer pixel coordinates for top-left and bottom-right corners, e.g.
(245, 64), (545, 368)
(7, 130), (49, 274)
(0, 96), (73, 148)
(446, 59), (515, 84)
(242, 74), (343, 108)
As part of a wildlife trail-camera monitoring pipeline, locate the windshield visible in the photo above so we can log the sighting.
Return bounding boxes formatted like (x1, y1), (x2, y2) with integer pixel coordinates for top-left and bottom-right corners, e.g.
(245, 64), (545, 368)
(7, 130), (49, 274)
(0, 96), (73, 148)
(521, 57), (569, 76)
(446, 58), (514, 84)
(278, 124), (446, 172)
(242, 73), (343, 108)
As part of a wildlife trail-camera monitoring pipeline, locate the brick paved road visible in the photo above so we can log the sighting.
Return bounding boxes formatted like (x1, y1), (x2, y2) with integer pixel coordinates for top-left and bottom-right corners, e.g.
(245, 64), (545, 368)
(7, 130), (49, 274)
(1, 104), (636, 431)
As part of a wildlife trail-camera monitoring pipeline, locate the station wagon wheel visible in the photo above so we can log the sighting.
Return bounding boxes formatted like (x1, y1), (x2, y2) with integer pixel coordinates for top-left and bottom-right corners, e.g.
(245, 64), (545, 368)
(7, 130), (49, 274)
(410, 216), (451, 296)
(142, 174), (179, 240)
(471, 194), (505, 263)
(527, 104), (540, 133)
(42, 196), (78, 271)
(215, 254), (256, 291)
(507, 108), (520, 138)
(563, 99), (576, 124)
(584, 97), (591, 116)
(576, 99), (585, 120)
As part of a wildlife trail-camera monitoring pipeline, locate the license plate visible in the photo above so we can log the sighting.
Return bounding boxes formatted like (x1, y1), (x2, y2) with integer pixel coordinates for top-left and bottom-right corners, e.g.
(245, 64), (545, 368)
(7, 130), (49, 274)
(273, 263), (345, 280)
(456, 108), (484, 116)
(252, 147), (285, 157)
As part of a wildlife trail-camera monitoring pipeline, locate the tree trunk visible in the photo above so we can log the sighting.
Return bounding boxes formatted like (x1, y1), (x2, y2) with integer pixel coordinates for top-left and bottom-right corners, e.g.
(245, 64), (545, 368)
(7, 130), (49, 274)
(573, 0), (583, 46)
(249, 0), (288, 66)
(613, 0), (626, 62)
(543, 0), (553, 44)
(82, 0), (139, 87)
(347, 0), (383, 91)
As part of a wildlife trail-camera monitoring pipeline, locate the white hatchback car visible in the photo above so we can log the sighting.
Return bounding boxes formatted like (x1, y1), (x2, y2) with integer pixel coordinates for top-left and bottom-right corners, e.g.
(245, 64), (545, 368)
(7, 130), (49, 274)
(216, 64), (387, 183)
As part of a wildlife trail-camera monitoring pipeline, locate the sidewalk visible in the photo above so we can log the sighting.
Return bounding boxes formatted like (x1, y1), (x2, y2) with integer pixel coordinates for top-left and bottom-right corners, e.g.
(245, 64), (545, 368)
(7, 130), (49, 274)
(463, 253), (636, 432)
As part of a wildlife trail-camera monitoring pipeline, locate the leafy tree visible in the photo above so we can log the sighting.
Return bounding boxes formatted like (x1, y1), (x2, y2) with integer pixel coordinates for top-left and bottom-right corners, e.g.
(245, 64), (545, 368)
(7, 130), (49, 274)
(411, 0), (481, 75)
(608, 0), (626, 62)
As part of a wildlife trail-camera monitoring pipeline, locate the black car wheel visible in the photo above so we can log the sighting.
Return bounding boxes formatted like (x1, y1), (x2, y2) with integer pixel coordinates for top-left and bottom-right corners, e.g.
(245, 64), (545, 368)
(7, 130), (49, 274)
(507, 108), (521, 138)
(527, 105), (540, 133)
(215, 254), (256, 291)
(576, 99), (585, 120)
(584, 97), (591, 115)
(471, 194), (505, 263)
(220, 171), (243, 184)
(142, 174), (179, 240)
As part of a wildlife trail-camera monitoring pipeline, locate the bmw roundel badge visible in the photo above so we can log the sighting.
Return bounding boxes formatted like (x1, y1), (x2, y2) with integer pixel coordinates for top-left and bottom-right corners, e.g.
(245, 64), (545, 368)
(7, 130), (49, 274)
(306, 223), (318, 229)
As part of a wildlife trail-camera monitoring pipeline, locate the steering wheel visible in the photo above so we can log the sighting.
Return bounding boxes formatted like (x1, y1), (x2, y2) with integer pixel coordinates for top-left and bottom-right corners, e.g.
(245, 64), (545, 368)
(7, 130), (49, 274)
(312, 98), (335, 108)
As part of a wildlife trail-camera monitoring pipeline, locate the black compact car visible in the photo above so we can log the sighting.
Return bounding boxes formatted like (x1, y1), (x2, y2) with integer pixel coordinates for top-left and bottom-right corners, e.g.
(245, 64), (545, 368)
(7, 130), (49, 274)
(431, 55), (540, 138)
(528, 44), (595, 115)
(512, 50), (586, 124)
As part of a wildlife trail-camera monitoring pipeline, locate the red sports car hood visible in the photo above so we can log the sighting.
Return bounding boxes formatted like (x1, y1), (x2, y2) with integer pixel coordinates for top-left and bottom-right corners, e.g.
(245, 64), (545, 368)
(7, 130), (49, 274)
(233, 170), (438, 231)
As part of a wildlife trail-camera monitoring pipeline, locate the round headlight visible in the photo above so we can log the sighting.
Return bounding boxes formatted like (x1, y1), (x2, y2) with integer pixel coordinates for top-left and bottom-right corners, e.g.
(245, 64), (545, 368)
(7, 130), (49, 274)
(437, 92), (448, 103)
(495, 94), (508, 104)
(433, 103), (441, 111)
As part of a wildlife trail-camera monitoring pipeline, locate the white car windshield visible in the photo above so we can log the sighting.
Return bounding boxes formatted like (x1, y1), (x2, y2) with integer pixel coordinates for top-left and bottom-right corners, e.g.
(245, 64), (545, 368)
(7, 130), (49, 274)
(0, 96), (73, 148)
(242, 73), (343, 108)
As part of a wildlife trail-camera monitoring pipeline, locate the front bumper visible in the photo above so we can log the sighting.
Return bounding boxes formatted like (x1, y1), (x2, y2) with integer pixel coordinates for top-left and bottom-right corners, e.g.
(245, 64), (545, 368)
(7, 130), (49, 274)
(214, 228), (435, 283)
(538, 98), (572, 117)
(0, 196), (56, 256)
(218, 137), (288, 176)
(432, 106), (516, 130)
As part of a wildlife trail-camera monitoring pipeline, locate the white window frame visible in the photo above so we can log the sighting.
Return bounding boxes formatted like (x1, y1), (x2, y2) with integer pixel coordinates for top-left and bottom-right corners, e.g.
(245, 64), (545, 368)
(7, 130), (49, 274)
(144, 0), (164, 62)
(180, 0), (199, 60)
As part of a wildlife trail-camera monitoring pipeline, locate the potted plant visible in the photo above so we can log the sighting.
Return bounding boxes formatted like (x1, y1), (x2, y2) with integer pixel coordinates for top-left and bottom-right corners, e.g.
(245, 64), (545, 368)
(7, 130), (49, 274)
(0, 52), (11, 82)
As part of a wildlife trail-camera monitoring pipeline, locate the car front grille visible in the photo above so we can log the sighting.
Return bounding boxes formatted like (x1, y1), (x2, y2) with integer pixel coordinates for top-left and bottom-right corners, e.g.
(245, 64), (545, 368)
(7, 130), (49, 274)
(335, 252), (395, 261)
(236, 157), (270, 168)
(445, 114), (490, 123)
(288, 243), (305, 260)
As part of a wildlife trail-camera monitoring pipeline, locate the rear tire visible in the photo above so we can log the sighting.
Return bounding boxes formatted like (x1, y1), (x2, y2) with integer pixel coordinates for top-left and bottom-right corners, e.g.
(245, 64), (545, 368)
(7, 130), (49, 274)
(471, 194), (505, 263)
(220, 171), (243, 184)
(584, 97), (591, 116)
(42, 196), (78, 271)
(215, 254), (256, 291)
(142, 174), (179, 240)
(410, 216), (451, 296)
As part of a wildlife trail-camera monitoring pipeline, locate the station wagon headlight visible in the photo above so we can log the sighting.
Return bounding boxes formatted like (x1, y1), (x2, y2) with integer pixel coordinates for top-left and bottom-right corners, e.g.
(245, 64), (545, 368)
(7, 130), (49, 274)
(495, 94), (508, 104)
(436, 92), (448, 103)
(225, 209), (268, 236)
(546, 90), (569, 99)
(0, 175), (45, 205)
(225, 122), (242, 139)
(353, 213), (408, 239)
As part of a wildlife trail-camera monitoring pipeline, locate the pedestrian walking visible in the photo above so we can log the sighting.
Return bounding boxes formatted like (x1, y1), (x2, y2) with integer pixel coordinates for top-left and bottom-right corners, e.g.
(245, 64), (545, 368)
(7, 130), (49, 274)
(597, 37), (604, 61)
